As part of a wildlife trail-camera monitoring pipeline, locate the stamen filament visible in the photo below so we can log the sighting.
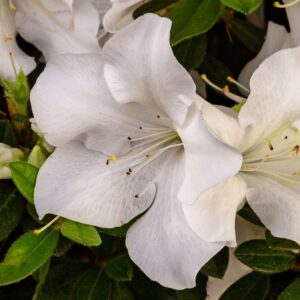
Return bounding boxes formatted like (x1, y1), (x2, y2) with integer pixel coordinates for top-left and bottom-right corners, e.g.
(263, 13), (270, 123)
(33, 216), (60, 235)
(274, 0), (300, 8)
(227, 76), (250, 94)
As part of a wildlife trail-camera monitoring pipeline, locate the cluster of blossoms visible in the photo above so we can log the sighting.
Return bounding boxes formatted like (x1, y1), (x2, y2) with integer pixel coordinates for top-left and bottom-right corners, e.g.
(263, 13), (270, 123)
(2, 0), (300, 298)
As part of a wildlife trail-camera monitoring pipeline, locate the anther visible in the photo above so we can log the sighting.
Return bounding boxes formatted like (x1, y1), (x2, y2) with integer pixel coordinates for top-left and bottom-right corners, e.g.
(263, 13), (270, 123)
(284, 136), (288, 140)
(157, 115), (161, 119)
(227, 76), (250, 94)
(134, 194), (140, 198)
(126, 171), (131, 175)
(274, 0), (300, 8)
(139, 126), (143, 130)
(33, 216), (60, 236)
(268, 142), (274, 151)
(9, 0), (16, 11)
(4, 34), (13, 42)
(293, 145), (300, 154)
(128, 136), (132, 140)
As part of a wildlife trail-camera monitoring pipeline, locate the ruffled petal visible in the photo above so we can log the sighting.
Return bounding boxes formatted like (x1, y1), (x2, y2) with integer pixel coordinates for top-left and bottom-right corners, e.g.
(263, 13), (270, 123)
(103, 14), (196, 126)
(35, 141), (156, 227)
(126, 149), (224, 289)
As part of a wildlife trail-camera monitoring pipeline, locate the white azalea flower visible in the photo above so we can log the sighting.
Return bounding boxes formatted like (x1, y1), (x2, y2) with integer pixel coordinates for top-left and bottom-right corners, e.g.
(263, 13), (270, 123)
(0, 0), (35, 79)
(206, 217), (264, 300)
(183, 46), (300, 247)
(14, 0), (101, 60)
(0, 142), (24, 179)
(239, 0), (298, 88)
(31, 14), (242, 288)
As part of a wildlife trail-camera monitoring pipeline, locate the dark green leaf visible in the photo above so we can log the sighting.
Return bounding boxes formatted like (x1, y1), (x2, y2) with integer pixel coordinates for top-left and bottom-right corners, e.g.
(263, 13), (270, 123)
(60, 220), (101, 247)
(105, 255), (133, 282)
(220, 272), (269, 300)
(235, 240), (296, 273)
(98, 220), (133, 237)
(0, 188), (23, 241)
(266, 230), (300, 251)
(53, 236), (74, 257)
(176, 288), (201, 300)
(133, 0), (177, 18)
(34, 261), (110, 300)
(221, 0), (261, 14)
(0, 228), (59, 286)
(0, 119), (16, 146)
(238, 202), (264, 227)
(173, 34), (207, 70)
(279, 278), (300, 300)
(168, 0), (221, 45)
(201, 247), (229, 278)
(111, 282), (134, 300)
(10, 162), (38, 204)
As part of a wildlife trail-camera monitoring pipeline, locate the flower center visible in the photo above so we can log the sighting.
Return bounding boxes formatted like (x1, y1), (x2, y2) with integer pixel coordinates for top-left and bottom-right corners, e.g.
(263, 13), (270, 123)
(241, 125), (300, 185)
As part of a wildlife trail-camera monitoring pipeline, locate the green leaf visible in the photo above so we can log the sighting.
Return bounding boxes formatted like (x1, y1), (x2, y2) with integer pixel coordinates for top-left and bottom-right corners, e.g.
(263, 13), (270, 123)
(133, 0), (177, 18)
(176, 288), (201, 300)
(221, 0), (261, 14)
(60, 220), (101, 247)
(279, 278), (300, 300)
(53, 236), (74, 257)
(98, 220), (133, 237)
(10, 162), (39, 204)
(220, 272), (270, 300)
(0, 228), (59, 286)
(201, 247), (229, 279)
(0, 119), (16, 146)
(167, 0), (221, 45)
(266, 230), (300, 252)
(105, 255), (133, 282)
(34, 261), (110, 300)
(173, 34), (207, 70)
(235, 240), (297, 274)
(0, 188), (23, 241)
(226, 17), (265, 53)
(238, 202), (264, 227)
(111, 282), (134, 300)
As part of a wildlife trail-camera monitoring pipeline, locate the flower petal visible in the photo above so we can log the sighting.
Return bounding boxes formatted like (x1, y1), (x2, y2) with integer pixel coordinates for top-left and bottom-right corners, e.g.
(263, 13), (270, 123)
(245, 174), (300, 244)
(239, 46), (300, 140)
(182, 176), (246, 245)
(239, 21), (291, 90)
(206, 217), (264, 300)
(126, 149), (224, 289)
(103, 0), (141, 32)
(177, 104), (243, 204)
(35, 141), (156, 227)
(15, 0), (100, 60)
(103, 14), (196, 126)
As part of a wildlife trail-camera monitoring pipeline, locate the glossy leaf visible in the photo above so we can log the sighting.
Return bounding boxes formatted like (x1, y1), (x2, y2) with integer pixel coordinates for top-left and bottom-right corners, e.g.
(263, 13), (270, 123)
(201, 247), (229, 279)
(0, 188), (23, 241)
(133, 0), (177, 18)
(279, 278), (300, 300)
(0, 119), (16, 146)
(266, 230), (300, 252)
(105, 255), (133, 282)
(173, 34), (207, 70)
(220, 272), (270, 300)
(235, 240), (296, 274)
(167, 0), (221, 45)
(0, 228), (59, 286)
(111, 282), (134, 300)
(10, 162), (38, 204)
(60, 220), (101, 247)
(221, 0), (261, 14)
(238, 202), (264, 227)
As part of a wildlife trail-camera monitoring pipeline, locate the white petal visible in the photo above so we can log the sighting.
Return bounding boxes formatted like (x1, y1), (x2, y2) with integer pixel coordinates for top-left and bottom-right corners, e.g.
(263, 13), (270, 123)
(35, 141), (156, 227)
(103, 0), (141, 32)
(0, 1), (35, 79)
(41, 0), (73, 11)
(126, 149), (224, 289)
(245, 174), (300, 244)
(177, 104), (243, 204)
(182, 176), (246, 244)
(239, 46), (300, 140)
(239, 22), (291, 90)
(206, 217), (265, 300)
(15, 0), (100, 60)
(103, 14), (196, 126)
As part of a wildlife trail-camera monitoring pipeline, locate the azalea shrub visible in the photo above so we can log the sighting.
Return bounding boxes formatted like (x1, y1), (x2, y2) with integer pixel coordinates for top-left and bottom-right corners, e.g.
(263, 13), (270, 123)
(1, 0), (300, 299)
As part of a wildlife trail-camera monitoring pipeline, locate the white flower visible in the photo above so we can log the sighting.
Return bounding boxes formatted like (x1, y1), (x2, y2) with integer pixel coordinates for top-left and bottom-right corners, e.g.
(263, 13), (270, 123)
(206, 217), (264, 300)
(14, 0), (101, 60)
(183, 46), (300, 247)
(103, 0), (145, 32)
(0, 143), (24, 179)
(31, 14), (242, 289)
(0, 0), (35, 79)
(239, 0), (299, 88)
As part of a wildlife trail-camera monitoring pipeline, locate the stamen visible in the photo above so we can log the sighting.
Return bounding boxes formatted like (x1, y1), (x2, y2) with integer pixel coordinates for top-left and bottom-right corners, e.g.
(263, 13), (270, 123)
(33, 216), (60, 235)
(268, 141), (274, 151)
(4, 34), (13, 42)
(129, 130), (173, 142)
(9, 52), (18, 80)
(293, 145), (300, 154)
(9, 0), (16, 11)
(227, 76), (250, 94)
(274, 0), (300, 8)
(201, 74), (246, 103)
(106, 154), (117, 165)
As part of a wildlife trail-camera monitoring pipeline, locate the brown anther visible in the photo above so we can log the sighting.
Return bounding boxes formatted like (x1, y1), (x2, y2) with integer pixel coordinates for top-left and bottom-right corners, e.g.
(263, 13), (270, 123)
(4, 34), (13, 42)
(268, 142), (274, 151)
(222, 85), (230, 93)
(139, 126), (143, 130)
(293, 145), (300, 154)
(126, 172), (131, 175)
(264, 154), (269, 160)
(129, 168), (132, 172)
(128, 136), (132, 140)
(284, 136), (288, 140)
(146, 154), (150, 158)
(106, 160), (109, 166)
(156, 115), (160, 119)
(134, 194), (140, 198)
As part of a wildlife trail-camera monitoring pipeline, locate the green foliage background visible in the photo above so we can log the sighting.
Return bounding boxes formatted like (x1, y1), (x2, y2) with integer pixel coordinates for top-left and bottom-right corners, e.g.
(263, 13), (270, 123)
(1, 0), (300, 299)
